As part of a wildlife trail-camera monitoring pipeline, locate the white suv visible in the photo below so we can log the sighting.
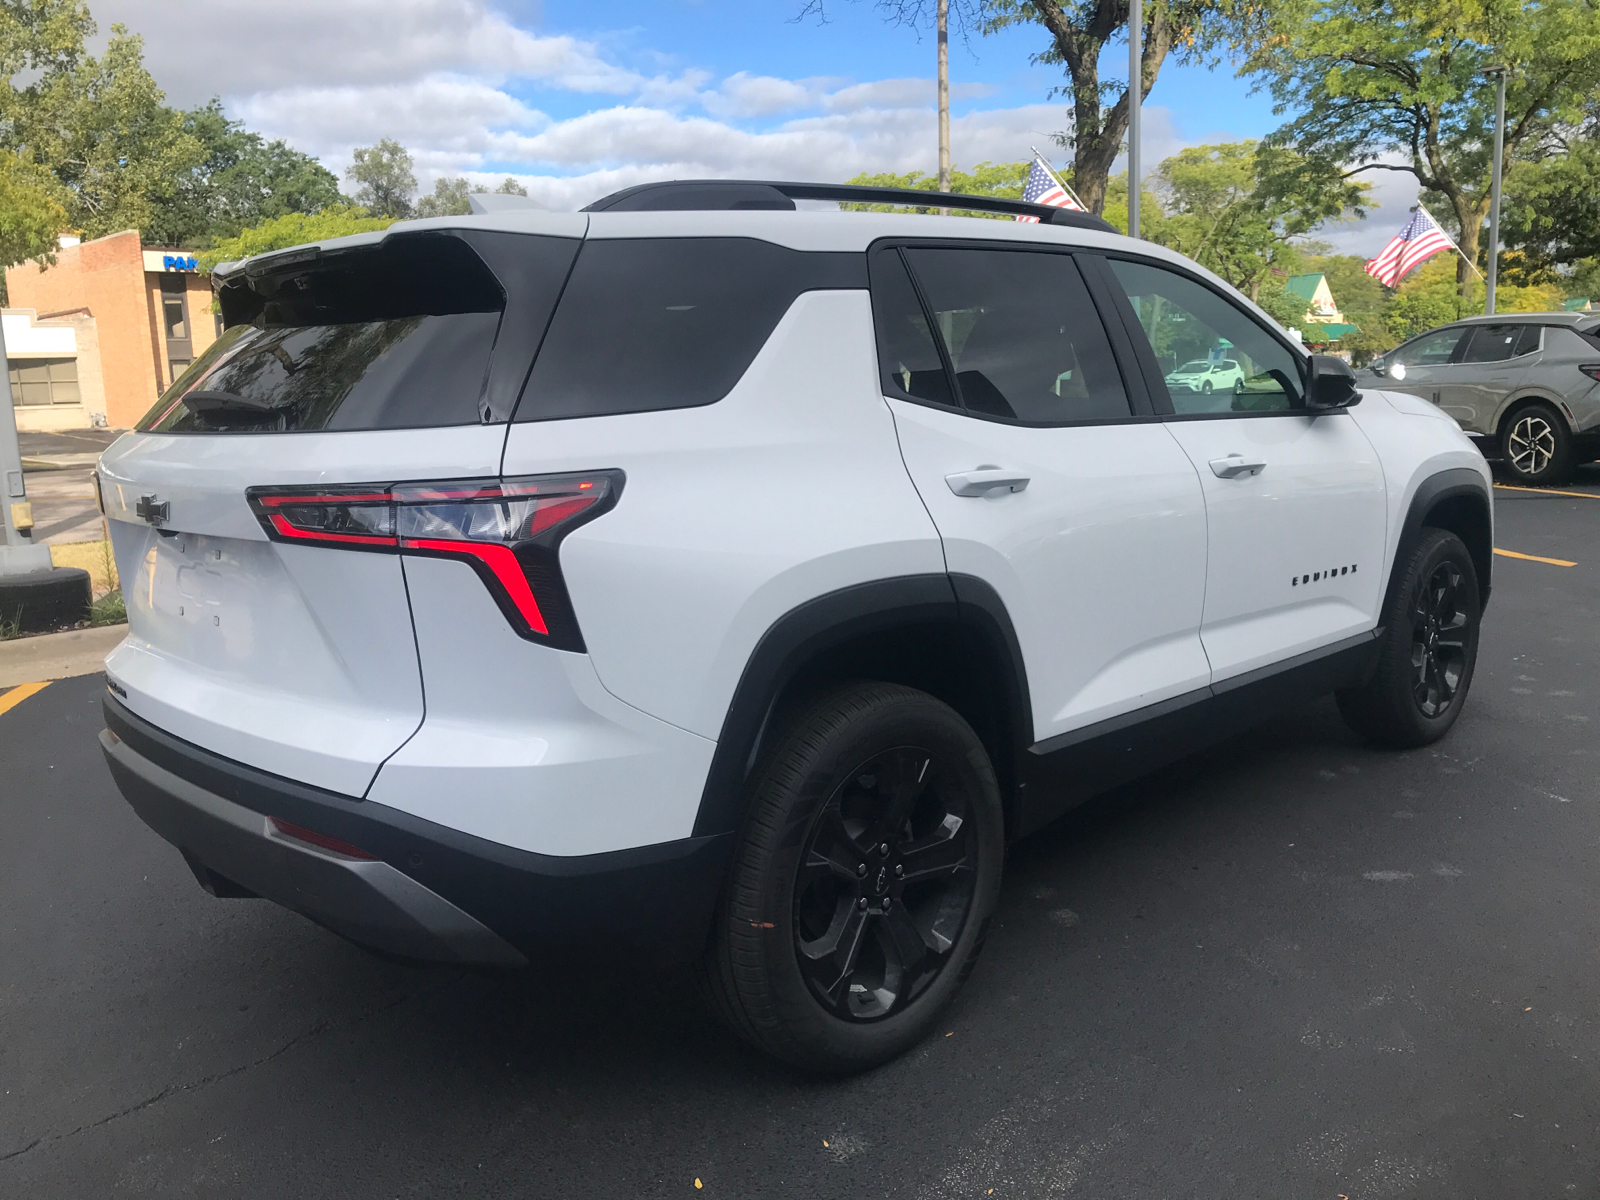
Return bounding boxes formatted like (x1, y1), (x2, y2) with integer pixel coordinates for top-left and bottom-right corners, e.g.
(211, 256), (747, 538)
(95, 180), (1492, 1073)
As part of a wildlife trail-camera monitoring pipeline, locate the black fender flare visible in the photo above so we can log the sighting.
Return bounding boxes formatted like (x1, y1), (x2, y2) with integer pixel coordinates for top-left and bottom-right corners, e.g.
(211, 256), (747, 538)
(690, 573), (1031, 838)
(1381, 467), (1493, 619)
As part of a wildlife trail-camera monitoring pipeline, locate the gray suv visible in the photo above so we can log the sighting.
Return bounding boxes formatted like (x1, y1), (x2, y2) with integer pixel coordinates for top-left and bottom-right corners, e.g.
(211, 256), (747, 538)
(1368, 312), (1600, 485)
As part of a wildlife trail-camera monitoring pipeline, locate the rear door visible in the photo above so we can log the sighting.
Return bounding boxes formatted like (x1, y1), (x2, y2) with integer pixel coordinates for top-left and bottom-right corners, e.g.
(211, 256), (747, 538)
(1100, 255), (1388, 682)
(875, 242), (1211, 743)
(99, 224), (583, 795)
(1442, 323), (1540, 434)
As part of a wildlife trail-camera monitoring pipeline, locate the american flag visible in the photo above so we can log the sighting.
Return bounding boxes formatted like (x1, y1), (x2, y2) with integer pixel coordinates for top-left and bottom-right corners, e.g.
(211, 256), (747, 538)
(1016, 156), (1084, 222)
(1365, 207), (1455, 286)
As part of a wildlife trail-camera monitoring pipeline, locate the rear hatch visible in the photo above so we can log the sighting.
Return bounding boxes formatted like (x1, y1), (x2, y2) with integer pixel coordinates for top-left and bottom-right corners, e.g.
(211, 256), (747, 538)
(99, 221), (583, 795)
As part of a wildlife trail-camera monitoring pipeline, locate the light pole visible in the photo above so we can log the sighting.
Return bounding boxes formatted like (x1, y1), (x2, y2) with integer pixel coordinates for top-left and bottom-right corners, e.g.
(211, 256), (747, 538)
(0, 310), (52, 574)
(1485, 65), (1507, 315)
(1127, 0), (1141, 238)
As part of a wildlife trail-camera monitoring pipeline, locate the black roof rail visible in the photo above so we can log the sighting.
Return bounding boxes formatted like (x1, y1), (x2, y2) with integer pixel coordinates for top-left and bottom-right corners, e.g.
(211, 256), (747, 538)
(581, 179), (1118, 234)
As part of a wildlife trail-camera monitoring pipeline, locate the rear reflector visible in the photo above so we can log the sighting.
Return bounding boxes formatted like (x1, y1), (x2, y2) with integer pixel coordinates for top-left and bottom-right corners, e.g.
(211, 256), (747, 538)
(268, 817), (378, 861)
(246, 471), (623, 651)
(1581, 364), (1600, 381)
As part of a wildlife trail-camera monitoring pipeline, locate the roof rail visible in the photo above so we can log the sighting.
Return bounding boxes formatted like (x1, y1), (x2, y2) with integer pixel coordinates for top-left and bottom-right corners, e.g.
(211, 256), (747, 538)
(582, 179), (1118, 234)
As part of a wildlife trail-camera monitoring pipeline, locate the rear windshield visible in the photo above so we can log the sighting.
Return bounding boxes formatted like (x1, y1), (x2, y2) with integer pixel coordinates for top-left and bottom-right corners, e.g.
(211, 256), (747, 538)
(139, 234), (512, 434)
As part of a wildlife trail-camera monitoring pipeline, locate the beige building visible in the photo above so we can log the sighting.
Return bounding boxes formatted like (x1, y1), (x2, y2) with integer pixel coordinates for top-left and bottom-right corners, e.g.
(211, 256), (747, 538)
(6, 230), (220, 430)
(1, 308), (109, 433)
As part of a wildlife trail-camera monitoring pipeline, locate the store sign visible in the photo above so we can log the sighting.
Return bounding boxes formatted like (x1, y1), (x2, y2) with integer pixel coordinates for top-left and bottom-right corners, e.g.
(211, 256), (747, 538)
(144, 251), (198, 272)
(164, 255), (198, 271)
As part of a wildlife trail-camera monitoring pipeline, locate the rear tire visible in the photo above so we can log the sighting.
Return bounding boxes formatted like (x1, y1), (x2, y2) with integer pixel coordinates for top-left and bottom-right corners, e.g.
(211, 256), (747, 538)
(1501, 401), (1573, 485)
(1336, 528), (1480, 749)
(703, 682), (1003, 1073)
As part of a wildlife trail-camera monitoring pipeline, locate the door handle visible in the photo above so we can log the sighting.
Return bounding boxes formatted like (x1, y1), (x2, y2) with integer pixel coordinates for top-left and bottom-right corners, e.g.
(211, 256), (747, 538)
(945, 468), (1031, 497)
(1209, 454), (1266, 479)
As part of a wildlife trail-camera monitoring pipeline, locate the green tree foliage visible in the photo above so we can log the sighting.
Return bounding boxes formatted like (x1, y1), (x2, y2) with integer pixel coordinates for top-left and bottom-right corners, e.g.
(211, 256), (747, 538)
(843, 160), (1032, 216)
(983, 0), (1262, 215)
(1499, 124), (1600, 281)
(347, 139), (415, 219)
(1148, 141), (1366, 297)
(1252, 277), (1313, 328)
(1244, 0), (1600, 297)
(144, 99), (344, 247)
(2, 10), (203, 240)
(415, 176), (472, 218)
(0, 150), (68, 270)
(494, 176), (528, 196)
(195, 205), (397, 273)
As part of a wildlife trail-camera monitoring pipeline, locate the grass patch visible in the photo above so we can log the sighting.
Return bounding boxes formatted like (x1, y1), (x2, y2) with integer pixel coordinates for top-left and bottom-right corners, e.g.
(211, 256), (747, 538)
(91, 589), (126, 625)
(49, 537), (120, 596)
(0, 609), (22, 640)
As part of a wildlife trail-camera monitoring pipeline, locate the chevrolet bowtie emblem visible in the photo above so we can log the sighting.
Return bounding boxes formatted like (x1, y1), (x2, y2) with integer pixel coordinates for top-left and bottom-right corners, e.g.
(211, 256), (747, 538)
(135, 494), (169, 526)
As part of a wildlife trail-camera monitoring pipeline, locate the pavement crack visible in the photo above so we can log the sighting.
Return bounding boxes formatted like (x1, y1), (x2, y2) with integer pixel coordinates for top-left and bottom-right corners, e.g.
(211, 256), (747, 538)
(0, 981), (443, 1165)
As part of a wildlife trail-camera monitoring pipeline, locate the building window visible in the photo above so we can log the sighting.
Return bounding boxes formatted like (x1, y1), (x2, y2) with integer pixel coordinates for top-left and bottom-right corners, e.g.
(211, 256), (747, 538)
(9, 358), (80, 406)
(160, 272), (189, 340)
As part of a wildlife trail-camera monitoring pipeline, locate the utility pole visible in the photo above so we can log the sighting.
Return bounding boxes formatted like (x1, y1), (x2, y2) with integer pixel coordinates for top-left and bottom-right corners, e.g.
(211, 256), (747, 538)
(0, 311), (52, 575)
(1485, 66), (1507, 315)
(1127, 0), (1141, 238)
(937, 0), (950, 216)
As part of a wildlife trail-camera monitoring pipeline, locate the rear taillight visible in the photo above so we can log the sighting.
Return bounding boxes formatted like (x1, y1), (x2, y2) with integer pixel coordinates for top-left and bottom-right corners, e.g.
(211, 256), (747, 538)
(246, 472), (622, 651)
(1580, 364), (1600, 381)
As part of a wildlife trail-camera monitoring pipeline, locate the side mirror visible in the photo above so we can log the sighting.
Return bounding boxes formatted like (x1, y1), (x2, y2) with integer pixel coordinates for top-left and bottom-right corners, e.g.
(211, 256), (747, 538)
(1306, 354), (1361, 411)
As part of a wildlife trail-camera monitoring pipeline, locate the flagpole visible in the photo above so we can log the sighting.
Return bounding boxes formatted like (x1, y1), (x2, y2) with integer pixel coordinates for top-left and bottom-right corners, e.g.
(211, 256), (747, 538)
(1029, 146), (1087, 211)
(1415, 201), (1485, 282)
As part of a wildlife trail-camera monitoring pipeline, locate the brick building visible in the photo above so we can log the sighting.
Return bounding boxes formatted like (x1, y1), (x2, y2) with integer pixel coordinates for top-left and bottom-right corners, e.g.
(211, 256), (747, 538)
(5, 230), (220, 430)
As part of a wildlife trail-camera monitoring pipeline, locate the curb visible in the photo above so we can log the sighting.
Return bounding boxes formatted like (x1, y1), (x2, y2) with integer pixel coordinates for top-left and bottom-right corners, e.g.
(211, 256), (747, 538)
(0, 623), (127, 689)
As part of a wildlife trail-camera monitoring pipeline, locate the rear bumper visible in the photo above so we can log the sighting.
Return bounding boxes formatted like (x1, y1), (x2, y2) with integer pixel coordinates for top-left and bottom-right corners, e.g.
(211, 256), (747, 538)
(101, 697), (733, 968)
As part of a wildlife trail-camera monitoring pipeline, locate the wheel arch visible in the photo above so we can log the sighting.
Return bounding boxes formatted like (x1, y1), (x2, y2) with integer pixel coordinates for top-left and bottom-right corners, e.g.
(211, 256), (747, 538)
(1494, 392), (1573, 442)
(691, 574), (1033, 843)
(1383, 468), (1493, 619)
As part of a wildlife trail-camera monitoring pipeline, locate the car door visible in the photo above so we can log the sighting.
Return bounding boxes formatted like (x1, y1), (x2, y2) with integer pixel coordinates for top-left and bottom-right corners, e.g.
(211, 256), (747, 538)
(1442, 323), (1541, 434)
(871, 242), (1211, 743)
(1385, 326), (1471, 408)
(1097, 255), (1388, 682)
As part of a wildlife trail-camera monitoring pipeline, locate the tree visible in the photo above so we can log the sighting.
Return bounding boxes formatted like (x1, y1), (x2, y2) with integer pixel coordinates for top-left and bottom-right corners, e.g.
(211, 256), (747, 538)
(414, 176), (472, 218)
(195, 205), (398, 273)
(2, 17), (203, 239)
(1148, 140), (1366, 297)
(983, 0), (1258, 215)
(145, 99), (344, 247)
(1499, 122), (1600, 280)
(347, 139), (415, 219)
(1244, 0), (1600, 299)
(494, 176), (528, 196)
(843, 160), (1030, 215)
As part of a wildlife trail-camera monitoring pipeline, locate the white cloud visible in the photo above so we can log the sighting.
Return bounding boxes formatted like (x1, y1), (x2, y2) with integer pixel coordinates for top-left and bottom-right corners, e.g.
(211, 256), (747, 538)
(1316, 163), (1423, 259)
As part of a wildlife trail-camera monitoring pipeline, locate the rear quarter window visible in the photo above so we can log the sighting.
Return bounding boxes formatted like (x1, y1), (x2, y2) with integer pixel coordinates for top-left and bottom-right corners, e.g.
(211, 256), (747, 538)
(513, 238), (865, 422)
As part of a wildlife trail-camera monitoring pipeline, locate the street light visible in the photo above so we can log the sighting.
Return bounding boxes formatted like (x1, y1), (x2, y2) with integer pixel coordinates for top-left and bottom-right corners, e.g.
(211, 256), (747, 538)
(1128, 0), (1141, 239)
(1485, 65), (1507, 315)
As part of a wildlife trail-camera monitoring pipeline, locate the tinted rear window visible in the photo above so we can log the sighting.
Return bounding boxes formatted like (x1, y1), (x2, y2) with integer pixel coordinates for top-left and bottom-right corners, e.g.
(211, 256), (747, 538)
(139, 233), (575, 433)
(514, 238), (865, 422)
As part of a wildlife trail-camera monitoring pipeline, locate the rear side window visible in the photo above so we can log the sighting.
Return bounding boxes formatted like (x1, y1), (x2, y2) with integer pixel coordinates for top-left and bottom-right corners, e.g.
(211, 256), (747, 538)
(139, 233), (577, 434)
(515, 238), (865, 422)
(869, 248), (957, 409)
(1461, 324), (1530, 363)
(894, 245), (1131, 423)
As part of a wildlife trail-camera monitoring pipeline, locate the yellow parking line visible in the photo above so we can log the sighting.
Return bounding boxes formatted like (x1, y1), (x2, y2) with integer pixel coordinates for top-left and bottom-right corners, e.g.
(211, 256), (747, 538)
(1494, 483), (1600, 500)
(0, 680), (52, 718)
(1494, 547), (1576, 567)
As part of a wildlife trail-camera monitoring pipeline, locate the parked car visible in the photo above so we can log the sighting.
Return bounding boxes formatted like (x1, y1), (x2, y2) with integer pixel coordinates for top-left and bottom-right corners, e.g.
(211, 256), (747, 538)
(1165, 357), (1245, 396)
(95, 180), (1492, 1074)
(1367, 312), (1600, 485)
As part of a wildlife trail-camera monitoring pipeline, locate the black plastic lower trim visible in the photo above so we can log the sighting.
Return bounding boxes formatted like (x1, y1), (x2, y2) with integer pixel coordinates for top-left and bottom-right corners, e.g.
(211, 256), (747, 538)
(103, 697), (732, 965)
(1016, 629), (1384, 836)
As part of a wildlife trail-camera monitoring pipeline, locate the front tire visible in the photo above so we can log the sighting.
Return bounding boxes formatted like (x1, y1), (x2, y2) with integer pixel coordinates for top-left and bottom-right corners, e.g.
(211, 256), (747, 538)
(1502, 402), (1573, 485)
(1337, 528), (1481, 748)
(704, 682), (1003, 1073)
(1201, 379), (1214, 394)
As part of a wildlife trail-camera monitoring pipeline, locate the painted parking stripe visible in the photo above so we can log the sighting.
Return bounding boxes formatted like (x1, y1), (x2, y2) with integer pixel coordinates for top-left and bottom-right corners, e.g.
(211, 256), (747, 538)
(1494, 483), (1600, 500)
(1494, 548), (1577, 567)
(0, 680), (52, 718)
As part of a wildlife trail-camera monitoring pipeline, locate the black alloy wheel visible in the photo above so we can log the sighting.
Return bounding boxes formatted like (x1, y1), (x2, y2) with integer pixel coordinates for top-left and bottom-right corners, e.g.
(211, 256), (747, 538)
(702, 682), (1003, 1073)
(1337, 527), (1481, 748)
(1409, 560), (1470, 719)
(793, 746), (976, 1021)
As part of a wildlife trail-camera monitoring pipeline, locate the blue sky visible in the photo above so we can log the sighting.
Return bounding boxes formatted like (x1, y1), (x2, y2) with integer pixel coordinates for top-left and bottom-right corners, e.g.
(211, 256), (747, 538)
(97, 0), (1413, 253)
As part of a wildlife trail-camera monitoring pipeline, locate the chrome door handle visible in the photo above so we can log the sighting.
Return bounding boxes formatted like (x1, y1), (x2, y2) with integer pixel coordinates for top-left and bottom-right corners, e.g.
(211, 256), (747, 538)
(1209, 455), (1266, 479)
(945, 468), (1031, 497)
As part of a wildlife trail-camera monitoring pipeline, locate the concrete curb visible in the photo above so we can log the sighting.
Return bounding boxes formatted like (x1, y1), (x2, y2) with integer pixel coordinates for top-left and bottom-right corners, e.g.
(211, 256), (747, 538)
(0, 623), (126, 688)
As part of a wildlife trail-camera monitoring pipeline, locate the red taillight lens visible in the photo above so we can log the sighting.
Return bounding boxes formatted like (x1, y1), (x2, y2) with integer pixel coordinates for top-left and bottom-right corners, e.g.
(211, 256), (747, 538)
(1580, 364), (1600, 381)
(268, 817), (378, 861)
(246, 472), (622, 651)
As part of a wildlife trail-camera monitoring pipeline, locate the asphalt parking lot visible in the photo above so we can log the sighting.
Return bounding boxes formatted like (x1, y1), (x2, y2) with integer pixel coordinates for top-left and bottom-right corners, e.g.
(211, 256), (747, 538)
(2, 464), (1598, 1198)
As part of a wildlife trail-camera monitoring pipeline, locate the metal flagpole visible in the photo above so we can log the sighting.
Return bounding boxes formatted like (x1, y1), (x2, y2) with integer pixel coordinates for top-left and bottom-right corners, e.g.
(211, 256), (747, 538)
(1029, 146), (1087, 211)
(1128, 0), (1141, 237)
(1415, 202), (1485, 282)
(1485, 67), (1507, 314)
